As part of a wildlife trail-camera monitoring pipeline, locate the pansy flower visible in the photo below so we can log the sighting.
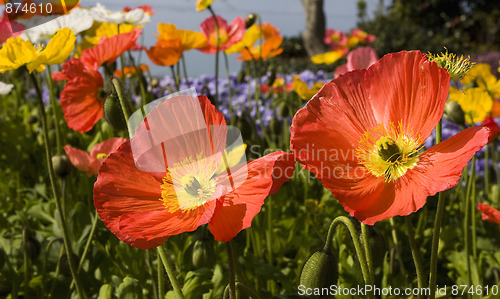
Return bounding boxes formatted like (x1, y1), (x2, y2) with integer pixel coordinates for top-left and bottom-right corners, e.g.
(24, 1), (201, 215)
(198, 15), (245, 54)
(64, 137), (127, 176)
(94, 95), (295, 248)
(53, 29), (141, 132)
(291, 51), (490, 225)
(478, 203), (500, 229)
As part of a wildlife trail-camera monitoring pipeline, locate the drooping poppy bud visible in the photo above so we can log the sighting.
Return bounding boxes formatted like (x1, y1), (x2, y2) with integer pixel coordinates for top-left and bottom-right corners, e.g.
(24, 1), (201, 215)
(244, 13), (257, 29)
(52, 155), (71, 177)
(103, 93), (128, 131)
(443, 101), (466, 126)
(192, 238), (216, 269)
(299, 248), (338, 296)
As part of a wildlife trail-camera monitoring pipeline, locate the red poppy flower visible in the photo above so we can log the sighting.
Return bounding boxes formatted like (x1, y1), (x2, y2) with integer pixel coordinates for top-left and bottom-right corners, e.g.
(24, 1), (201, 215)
(290, 51), (490, 225)
(53, 29), (141, 132)
(0, 20), (24, 45)
(198, 15), (245, 54)
(64, 137), (126, 176)
(482, 117), (499, 143)
(94, 95), (295, 249)
(478, 203), (500, 229)
(334, 47), (378, 78)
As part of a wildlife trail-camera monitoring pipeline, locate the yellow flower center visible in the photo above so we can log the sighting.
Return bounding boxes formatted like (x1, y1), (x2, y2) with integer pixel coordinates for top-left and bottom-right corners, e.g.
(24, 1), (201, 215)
(159, 153), (218, 212)
(210, 30), (228, 46)
(356, 122), (424, 182)
(96, 153), (108, 159)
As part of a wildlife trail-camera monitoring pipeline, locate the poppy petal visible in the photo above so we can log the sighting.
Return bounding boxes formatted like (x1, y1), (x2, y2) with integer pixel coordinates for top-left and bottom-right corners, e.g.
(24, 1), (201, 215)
(209, 151), (295, 242)
(358, 126), (490, 224)
(64, 145), (93, 175)
(94, 140), (168, 248)
(477, 203), (500, 226)
(365, 51), (450, 139)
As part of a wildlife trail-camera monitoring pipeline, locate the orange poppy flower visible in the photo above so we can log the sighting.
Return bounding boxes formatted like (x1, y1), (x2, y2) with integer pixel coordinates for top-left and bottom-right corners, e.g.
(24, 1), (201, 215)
(290, 51), (490, 225)
(64, 137), (127, 176)
(198, 15), (245, 54)
(114, 64), (149, 78)
(93, 95), (295, 248)
(54, 29), (141, 132)
(146, 24), (206, 66)
(478, 203), (500, 229)
(236, 24), (283, 61)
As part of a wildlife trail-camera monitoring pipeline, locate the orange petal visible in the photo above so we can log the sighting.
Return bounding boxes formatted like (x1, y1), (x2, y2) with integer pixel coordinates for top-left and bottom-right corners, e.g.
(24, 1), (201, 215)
(365, 51), (450, 140)
(209, 151), (295, 242)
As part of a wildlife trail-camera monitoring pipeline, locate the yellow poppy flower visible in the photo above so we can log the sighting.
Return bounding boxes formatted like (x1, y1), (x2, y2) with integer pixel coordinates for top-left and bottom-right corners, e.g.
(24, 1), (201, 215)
(76, 23), (136, 56)
(0, 27), (75, 73)
(449, 87), (494, 124)
(311, 49), (345, 65)
(461, 63), (500, 97)
(225, 24), (260, 54)
(157, 23), (206, 51)
(196, 0), (214, 11)
(292, 75), (324, 101)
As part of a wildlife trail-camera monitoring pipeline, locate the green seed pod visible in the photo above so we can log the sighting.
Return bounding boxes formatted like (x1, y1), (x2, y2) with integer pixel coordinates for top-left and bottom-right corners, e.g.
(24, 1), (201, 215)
(192, 238), (216, 269)
(299, 248), (338, 297)
(361, 227), (387, 269)
(25, 115), (39, 125)
(237, 69), (246, 84)
(443, 101), (465, 125)
(103, 93), (128, 131)
(278, 102), (290, 118)
(244, 13), (257, 29)
(0, 276), (11, 297)
(0, 247), (5, 269)
(266, 71), (276, 87)
(52, 155), (71, 177)
(20, 230), (41, 261)
(60, 253), (79, 277)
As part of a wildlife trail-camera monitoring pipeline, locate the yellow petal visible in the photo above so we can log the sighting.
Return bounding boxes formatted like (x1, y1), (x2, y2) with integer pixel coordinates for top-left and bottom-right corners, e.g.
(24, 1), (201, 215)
(28, 28), (76, 73)
(178, 30), (207, 51)
(157, 23), (180, 41)
(0, 37), (37, 73)
(449, 87), (493, 124)
(311, 50), (344, 65)
(196, 0), (214, 11)
(226, 24), (260, 54)
(214, 144), (247, 175)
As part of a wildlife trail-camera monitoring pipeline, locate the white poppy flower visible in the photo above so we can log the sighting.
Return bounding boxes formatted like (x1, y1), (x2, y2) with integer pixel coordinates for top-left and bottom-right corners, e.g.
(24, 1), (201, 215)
(89, 3), (150, 26)
(0, 82), (14, 96)
(19, 8), (93, 43)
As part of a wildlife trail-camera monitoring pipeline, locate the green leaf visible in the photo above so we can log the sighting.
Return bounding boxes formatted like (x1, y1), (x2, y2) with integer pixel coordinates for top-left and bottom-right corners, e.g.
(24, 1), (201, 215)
(117, 277), (142, 299)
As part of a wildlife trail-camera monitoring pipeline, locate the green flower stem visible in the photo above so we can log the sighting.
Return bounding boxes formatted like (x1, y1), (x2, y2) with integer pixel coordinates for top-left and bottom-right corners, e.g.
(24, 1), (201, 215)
(223, 51), (234, 123)
(389, 218), (408, 280)
(169, 65), (180, 92)
(464, 155), (477, 285)
(45, 67), (62, 154)
(226, 241), (237, 299)
(361, 224), (374, 284)
(111, 77), (131, 123)
(22, 229), (29, 299)
(29, 71), (87, 299)
(157, 244), (185, 299)
(429, 119), (445, 299)
(158, 250), (165, 299)
(236, 282), (262, 299)
(405, 215), (425, 298)
(485, 143), (490, 195)
(324, 216), (373, 297)
(181, 55), (192, 89)
(127, 51), (149, 107)
(69, 210), (99, 290)
(208, 6), (220, 104)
